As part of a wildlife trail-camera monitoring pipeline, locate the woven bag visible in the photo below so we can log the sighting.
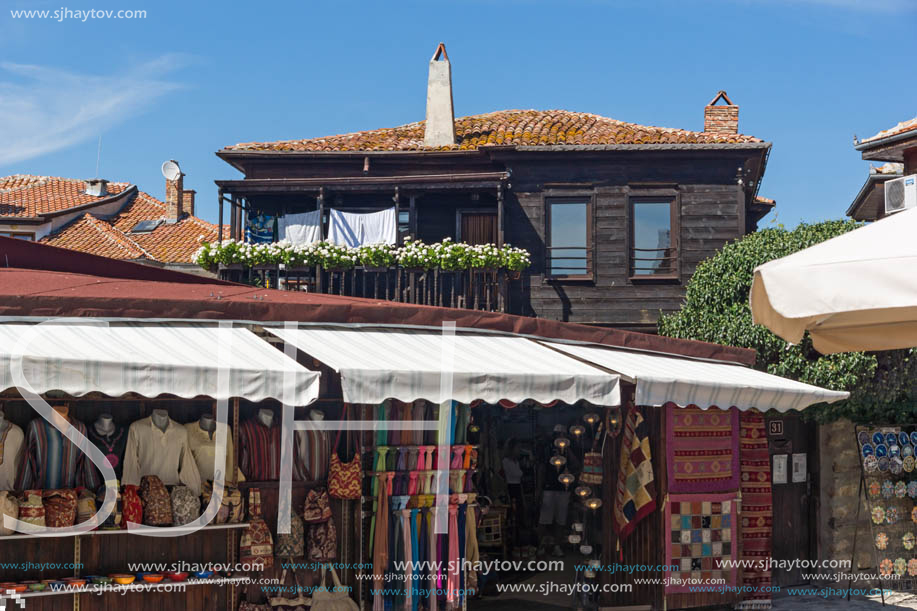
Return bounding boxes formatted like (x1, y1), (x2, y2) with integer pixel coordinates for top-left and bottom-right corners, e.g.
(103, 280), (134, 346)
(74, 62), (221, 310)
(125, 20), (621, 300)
(0, 491), (19, 535)
(275, 509), (305, 558)
(202, 481), (243, 524)
(171, 485), (200, 526)
(240, 489), (274, 569)
(580, 451), (603, 485)
(140, 475), (173, 526)
(43, 489), (77, 527)
(18, 490), (45, 530)
(328, 405), (361, 500)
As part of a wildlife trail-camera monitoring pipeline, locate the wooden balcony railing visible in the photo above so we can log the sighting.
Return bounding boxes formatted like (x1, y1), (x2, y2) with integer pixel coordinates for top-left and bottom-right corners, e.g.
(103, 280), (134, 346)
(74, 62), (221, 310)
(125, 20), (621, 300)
(217, 264), (518, 313)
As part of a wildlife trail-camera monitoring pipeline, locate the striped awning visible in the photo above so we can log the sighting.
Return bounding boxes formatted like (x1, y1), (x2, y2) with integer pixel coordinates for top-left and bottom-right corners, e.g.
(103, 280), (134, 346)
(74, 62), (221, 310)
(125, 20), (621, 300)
(542, 342), (849, 412)
(0, 322), (320, 404)
(267, 326), (620, 406)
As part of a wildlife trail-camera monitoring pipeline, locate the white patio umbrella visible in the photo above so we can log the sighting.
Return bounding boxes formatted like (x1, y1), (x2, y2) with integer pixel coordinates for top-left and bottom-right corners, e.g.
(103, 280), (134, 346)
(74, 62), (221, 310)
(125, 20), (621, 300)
(750, 207), (917, 354)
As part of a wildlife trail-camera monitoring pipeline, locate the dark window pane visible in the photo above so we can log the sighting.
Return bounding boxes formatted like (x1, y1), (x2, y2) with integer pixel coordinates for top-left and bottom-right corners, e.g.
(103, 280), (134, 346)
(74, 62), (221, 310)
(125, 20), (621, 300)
(633, 201), (673, 275)
(549, 201), (588, 275)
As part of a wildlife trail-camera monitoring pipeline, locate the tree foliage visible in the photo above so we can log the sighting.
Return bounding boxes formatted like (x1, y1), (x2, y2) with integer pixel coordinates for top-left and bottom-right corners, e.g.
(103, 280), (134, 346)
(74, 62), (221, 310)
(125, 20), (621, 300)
(658, 220), (917, 423)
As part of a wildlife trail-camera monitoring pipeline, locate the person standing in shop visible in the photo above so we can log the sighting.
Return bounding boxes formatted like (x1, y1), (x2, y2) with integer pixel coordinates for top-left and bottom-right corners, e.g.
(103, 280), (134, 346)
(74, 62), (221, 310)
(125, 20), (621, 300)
(537, 424), (578, 558)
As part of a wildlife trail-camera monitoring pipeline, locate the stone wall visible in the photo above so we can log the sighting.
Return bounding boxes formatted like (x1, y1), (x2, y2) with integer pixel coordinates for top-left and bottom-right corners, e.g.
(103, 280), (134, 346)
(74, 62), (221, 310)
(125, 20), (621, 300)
(818, 418), (872, 572)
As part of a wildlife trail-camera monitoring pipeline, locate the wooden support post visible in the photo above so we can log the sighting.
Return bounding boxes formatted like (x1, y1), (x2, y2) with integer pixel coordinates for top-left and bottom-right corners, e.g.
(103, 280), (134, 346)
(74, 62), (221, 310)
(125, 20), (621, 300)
(217, 188), (224, 243)
(497, 184), (505, 247)
(317, 189), (325, 293)
(393, 187), (401, 246)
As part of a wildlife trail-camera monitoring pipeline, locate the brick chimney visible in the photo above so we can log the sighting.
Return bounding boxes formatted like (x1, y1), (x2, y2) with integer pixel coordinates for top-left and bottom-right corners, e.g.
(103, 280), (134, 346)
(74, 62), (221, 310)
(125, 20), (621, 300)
(165, 171), (184, 220)
(182, 189), (196, 217)
(704, 91), (739, 135)
(423, 42), (456, 147)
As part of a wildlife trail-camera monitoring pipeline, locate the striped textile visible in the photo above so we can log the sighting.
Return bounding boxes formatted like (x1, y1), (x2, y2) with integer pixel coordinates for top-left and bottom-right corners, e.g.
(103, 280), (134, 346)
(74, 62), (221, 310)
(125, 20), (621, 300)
(267, 327), (620, 406)
(667, 405), (739, 493)
(295, 428), (330, 482)
(239, 419), (284, 481)
(0, 322), (319, 404)
(16, 417), (101, 490)
(543, 342), (849, 412)
(737, 410), (773, 609)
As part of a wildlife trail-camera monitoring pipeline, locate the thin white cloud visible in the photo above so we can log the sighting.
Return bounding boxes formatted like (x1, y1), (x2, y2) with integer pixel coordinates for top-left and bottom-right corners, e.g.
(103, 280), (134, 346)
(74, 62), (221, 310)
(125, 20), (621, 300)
(0, 55), (186, 165)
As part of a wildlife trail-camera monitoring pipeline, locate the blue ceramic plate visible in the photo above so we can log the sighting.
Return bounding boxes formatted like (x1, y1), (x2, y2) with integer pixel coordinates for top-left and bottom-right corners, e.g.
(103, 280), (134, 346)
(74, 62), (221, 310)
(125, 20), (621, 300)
(904, 445), (914, 458)
(877, 444), (889, 458)
(863, 444), (875, 457)
(887, 432), (899, 446)
(875, 432), (886, 446)
(911, 432), (917, 446)
(879, 456), (891, 472)
(859, 431), (872, 445)
(901, 432), (910, 445)
(891, 445), (902, 458)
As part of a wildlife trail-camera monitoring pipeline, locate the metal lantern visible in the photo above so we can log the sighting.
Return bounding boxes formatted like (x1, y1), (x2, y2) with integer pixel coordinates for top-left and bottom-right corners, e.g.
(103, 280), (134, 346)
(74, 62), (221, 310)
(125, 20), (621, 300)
(554, 436), (570, 450)
(558, 472), (575, 487)
(549, 455), (567, 468)
(585, 498), (603, 511)
(583, 412), (600, 426)
(574, 486), (592, 499)
(569, 425), (585, 438)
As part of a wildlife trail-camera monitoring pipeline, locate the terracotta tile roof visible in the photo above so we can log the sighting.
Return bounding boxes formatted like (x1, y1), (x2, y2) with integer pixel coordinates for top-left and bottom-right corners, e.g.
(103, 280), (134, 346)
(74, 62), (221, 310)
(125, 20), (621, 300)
(0, 174), (130, 218)
(224, 109), (763, 152)
(37, 187), (217, 264)
(862, 117), (917, 144)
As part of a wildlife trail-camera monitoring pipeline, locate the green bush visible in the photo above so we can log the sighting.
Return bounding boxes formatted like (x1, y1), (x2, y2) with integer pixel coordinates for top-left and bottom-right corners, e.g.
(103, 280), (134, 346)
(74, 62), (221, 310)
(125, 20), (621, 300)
(658, 220), (917, 423)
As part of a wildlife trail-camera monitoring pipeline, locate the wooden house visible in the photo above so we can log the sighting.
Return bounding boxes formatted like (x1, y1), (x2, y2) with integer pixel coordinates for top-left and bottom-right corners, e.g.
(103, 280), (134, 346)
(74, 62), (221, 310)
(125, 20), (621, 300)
(216, 44), (773, 333)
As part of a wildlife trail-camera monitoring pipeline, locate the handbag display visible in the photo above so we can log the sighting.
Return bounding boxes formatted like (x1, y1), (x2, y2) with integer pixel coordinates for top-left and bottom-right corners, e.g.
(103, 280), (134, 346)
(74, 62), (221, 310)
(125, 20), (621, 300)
(43, 489), (77, 527)
(303, 489), (333, 524)
(201, 481), (243, 524)
(122, 484), (143, 528)
(140, 475), (173, 526)
(580, 451), (604, 485)
(310, 564), (358, 611)
(275, 509), (305, 558)
(268, 568), (311, 610)
(18, 490), (45, 530)
(171, 485), (200, 526)
(328, 405), (361, 500)
(0, 491), (19, 536)
(307, 518), (337, 562)
(241, 488), (274, 569)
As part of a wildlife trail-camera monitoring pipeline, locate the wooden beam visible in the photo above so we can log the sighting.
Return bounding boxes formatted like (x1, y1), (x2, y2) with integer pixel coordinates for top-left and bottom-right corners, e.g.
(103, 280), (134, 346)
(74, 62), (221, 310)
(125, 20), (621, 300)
(217, 187), (224, 242)
(497, 184), (505, 246)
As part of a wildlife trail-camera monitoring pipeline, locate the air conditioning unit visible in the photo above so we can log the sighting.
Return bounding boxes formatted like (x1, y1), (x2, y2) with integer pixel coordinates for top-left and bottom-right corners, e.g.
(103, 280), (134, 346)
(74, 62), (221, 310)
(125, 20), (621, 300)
(885, 174), (917, 215)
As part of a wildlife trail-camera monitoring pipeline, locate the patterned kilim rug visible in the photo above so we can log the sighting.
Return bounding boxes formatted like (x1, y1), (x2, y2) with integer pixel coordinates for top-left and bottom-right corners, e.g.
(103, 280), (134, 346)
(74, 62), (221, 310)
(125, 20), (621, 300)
(737, 410), (773, 609)
(667, 404), (740, 493)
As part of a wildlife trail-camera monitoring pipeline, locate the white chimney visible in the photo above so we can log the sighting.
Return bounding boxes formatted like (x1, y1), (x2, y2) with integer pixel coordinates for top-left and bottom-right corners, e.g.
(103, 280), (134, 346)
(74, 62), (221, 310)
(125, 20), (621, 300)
(84, 178), (109, 197)
(423, 42), (456, 147)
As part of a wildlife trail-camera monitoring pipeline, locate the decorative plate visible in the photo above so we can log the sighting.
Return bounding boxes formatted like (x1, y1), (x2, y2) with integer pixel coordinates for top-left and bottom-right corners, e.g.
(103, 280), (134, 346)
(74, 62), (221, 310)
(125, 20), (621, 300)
(912, 506), (917, 524)
(901, 432), (910, 446)
(876, 444), (889, 458)
(879, 457), (891, 472)
(911, 432), (917, 446)
(859, 431), (872, 445)
(887, 506), (900, 524)
(904, 445), (914, 458)
(904, 532), (915, 550)
(891, 445), (902, 458)
(891, 458), (903, 474)
(876, 532), (889, 550)
(908, 559), (917, 577)
(880, 558), (893, 577)
(883, 481), (896, 498)
(869, 479), (883, 499)
(895, 558), (908, 576)
(873, 506), (886, 524)
(896, 481), (908, 498)
(906, 457), (916, 473)
(909, 482), (917, 499)
(887, 432), (899, 446)
(865, 456), (879, 473)
(863, 444), (875, 457)
(874, 432), (886, 446)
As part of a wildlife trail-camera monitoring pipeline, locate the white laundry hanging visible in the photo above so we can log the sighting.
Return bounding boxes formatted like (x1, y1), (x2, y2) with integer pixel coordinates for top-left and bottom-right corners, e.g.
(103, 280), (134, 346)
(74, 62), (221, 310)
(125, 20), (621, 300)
(279, 210), (322, 245)
(327, 207), (397, 246)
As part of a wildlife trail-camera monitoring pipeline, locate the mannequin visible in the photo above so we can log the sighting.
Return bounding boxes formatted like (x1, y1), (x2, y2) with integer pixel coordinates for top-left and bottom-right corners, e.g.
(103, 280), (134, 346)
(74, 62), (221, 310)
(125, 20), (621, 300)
(309, 409), (325, 422)
(256, 408), (274, 428)
(0, 406), (6, 431)
(94, 413), (115, 437)
(0, 405), (24, 492)
(16, 402), (98, 490)
(151, 408), (170, 432)
(294, 409), (330, 482)
(199, 414), (216, 440)
(51, 403), (70, 431)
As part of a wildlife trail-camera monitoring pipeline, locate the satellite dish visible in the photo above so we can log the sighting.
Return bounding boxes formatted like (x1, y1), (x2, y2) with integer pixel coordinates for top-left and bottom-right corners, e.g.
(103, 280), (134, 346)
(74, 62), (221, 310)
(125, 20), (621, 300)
(161, 160), (181, 181)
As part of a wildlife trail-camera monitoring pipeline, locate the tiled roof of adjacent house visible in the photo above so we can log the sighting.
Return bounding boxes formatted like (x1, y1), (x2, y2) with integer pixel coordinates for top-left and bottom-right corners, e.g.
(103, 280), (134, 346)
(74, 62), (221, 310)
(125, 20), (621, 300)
(0, 174), (131, 218)
(0, 173), (221, 264)
(224, 109), (763, 152)
(41, 190), (216, 264)
(861, 117), (917, 145)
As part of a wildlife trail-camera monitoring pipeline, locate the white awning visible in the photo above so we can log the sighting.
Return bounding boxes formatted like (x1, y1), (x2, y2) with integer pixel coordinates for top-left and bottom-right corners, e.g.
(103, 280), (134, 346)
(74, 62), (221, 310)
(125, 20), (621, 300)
(268, 327), (620, 406)
(0, 322), (320, 404)
(542, 341), (849, 412)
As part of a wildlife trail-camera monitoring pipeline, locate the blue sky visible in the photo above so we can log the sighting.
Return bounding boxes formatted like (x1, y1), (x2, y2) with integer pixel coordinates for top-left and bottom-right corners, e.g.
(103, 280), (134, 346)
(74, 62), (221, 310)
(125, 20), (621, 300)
(1, 0), (915, 226)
